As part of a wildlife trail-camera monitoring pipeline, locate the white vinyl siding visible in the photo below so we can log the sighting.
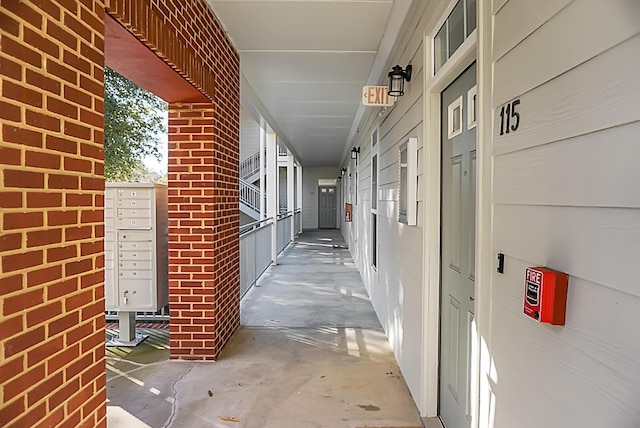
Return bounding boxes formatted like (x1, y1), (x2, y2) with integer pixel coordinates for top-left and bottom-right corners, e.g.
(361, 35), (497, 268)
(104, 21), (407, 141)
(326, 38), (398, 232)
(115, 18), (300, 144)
(340, 1), (640, 422)
(489, 0), (640, 427)
(239, 108), (260, 160)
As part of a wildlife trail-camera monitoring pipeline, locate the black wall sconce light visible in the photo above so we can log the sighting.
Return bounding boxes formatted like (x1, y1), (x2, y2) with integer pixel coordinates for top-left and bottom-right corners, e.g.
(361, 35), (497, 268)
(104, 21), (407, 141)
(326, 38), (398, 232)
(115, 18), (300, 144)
(341, 168), (347, 175)
(337, 176), (342, 182)
(388, 64), (412, 97)
(350, 147), (360, 160)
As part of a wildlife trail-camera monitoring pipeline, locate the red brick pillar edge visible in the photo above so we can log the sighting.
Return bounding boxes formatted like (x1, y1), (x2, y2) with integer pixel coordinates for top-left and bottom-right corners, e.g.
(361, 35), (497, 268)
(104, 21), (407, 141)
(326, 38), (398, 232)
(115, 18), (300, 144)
(168, 103), (239, 360)
(0, 1), (107, 427)
(106, 0), (241, 361)
(211, 96), (240, 355)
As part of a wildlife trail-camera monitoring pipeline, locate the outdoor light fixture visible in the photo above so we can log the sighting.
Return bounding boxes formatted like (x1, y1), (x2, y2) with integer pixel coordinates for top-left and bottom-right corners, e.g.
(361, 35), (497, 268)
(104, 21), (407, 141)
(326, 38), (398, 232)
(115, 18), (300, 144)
(388, 64), (412, 97)
(337, 176), (342, 182)
(350, 147), (360, 160)
(341, 168), (347, 175)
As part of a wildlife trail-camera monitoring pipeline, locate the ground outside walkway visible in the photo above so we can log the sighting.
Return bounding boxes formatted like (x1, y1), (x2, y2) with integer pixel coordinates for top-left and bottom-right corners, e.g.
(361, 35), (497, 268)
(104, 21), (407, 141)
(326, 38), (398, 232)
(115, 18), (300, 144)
(106, 230), (423, 428)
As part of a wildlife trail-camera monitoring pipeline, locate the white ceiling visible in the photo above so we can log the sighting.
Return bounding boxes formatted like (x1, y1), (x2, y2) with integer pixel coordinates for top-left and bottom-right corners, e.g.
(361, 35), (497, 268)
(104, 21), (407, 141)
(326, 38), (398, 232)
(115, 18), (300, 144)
(206, 0), (412, 167)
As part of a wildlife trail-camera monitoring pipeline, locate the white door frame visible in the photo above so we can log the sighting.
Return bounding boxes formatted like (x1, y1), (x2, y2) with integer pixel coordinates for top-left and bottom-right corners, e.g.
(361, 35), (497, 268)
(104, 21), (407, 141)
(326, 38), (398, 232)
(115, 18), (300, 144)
(421, 0), (492, 425)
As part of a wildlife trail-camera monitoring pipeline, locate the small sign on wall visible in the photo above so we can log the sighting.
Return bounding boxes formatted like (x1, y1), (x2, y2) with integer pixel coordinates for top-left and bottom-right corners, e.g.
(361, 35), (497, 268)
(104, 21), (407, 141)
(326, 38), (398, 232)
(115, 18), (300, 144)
(345, 203), (352, 222)
(362, 86), (394, 107)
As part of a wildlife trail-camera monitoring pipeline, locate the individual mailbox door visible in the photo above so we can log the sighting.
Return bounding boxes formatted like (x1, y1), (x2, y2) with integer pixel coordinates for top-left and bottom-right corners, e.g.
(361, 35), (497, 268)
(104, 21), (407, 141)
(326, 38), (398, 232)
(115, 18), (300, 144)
(118, 279), (154, 309)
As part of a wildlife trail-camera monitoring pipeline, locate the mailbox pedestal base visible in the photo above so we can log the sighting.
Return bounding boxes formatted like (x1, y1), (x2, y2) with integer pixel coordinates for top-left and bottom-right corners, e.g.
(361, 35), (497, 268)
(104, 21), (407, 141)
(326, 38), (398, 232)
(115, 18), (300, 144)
(106, 311), (149, 347)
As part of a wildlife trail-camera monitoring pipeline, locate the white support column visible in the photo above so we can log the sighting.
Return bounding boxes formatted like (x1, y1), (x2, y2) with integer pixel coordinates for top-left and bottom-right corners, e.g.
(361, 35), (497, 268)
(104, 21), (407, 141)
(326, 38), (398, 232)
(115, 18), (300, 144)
(266, 132), (278, 264)
(296, 164), (303, 234)
(287, 152), (295, 241)
(259, 127), (266, 220)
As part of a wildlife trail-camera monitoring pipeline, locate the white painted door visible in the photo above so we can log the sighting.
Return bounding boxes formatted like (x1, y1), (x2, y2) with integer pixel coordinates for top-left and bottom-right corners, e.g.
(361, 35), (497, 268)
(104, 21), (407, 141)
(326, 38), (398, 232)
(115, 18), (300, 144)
(439, 63), (477, 428)
(318, 186), (337, 228)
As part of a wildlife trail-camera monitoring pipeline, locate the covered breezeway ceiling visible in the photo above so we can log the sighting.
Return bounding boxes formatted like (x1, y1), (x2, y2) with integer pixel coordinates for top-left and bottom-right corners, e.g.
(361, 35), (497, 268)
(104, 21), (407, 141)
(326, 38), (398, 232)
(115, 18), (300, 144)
(206, 0), (413, 167)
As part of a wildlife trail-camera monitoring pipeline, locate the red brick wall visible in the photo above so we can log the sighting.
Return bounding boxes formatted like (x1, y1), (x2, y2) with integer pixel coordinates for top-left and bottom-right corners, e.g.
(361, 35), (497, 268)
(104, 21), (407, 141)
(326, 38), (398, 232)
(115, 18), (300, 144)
(105, 0), (238, 104)
(168, 104), (216, 358)
(105, 0), (240, 359)
(0, 1), (240, 425)
(0, 1), (107, 427)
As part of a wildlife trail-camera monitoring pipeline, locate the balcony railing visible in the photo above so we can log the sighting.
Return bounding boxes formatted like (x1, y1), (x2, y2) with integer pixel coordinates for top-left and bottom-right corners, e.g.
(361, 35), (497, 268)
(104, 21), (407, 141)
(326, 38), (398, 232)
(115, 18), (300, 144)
(276, 211), (293, 254)
(240, 217), (273, 298)
(240, 178), (264, 213)
(239, 149), (263, 180)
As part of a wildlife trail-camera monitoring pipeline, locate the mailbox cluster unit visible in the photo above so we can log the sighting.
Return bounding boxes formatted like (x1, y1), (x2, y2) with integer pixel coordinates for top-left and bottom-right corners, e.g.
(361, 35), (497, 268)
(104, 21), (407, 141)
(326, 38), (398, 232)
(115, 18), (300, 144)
(105, 183), (168, 312)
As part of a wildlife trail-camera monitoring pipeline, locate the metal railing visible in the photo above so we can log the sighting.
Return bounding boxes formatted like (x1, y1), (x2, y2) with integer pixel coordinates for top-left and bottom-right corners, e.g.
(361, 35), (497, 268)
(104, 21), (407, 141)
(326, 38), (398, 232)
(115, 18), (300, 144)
(277, 211), (293, 254)
(239, 149), (263, 180)
(240, 218), (273, 298)
(240, 178), (264, 213)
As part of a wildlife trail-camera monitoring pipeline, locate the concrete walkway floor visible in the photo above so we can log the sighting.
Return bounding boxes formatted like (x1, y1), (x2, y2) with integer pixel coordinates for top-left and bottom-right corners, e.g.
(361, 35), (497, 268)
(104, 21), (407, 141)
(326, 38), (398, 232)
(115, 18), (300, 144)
(106, 230), (423, 428)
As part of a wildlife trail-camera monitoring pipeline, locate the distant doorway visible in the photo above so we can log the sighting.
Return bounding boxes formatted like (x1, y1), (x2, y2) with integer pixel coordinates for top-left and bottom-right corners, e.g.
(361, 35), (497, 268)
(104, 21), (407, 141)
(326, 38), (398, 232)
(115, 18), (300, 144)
(318, 186), (337, 228)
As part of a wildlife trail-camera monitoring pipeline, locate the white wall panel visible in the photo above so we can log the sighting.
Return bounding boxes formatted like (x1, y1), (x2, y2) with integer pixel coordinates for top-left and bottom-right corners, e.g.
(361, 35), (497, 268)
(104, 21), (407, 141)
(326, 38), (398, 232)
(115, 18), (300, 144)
(492, 0), (509, 14)
(494, 34), (640, 156)
(379, 104), (422, 178)
(240, 108), (261, 160)
(494, 121), (640, 208)
(489, 257), (640, 428)
(493, 0), (571, 61)
(493, 0), (640, 107)
(342, 2), (428, 410)
(488, 2), (640, 425)
(493, 204), (640, 298)
(380, 90), (423, 148)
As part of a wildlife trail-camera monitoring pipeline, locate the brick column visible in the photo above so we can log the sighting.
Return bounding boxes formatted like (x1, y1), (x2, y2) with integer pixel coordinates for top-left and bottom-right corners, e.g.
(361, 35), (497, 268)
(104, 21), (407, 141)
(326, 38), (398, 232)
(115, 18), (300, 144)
(0, 1), (106, 427)
(168, 103), (239, 360)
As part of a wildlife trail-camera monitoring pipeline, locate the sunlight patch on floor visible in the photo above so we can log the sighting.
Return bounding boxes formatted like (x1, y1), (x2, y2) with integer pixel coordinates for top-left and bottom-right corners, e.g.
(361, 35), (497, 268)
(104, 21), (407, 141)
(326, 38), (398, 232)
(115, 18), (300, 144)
(106, 363), (145, 387)
(107, 406), (153, 428)
(346, 327), (361, 358)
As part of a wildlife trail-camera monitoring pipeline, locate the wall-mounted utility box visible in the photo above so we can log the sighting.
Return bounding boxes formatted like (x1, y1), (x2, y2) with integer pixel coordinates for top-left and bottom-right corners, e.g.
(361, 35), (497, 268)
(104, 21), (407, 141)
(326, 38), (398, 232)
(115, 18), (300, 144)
(524, 267), (568, 325)
(105, 183), (168, 312)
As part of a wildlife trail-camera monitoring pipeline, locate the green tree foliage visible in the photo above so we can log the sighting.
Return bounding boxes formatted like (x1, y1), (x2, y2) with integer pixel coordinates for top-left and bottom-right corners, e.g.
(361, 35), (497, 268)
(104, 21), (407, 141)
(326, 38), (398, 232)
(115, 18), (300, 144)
(104, 67), (167, 182)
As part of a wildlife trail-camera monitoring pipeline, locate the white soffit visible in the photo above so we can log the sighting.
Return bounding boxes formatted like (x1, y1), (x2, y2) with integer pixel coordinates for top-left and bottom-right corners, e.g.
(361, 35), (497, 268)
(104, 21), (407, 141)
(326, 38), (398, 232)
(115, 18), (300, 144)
(209, 1), (392, 52)
(207, 0), (404, 167)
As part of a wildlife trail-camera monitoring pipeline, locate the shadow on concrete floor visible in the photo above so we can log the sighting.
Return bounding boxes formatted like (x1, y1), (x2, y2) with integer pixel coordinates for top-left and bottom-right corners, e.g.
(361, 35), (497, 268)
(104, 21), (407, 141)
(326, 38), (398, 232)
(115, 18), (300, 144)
(106, 230), (422, 428)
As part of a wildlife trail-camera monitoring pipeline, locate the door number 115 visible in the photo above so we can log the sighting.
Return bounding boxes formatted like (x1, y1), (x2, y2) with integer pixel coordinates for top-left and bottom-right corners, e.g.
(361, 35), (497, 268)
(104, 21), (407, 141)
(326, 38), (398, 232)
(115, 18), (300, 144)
(498, 99), (520, 135)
